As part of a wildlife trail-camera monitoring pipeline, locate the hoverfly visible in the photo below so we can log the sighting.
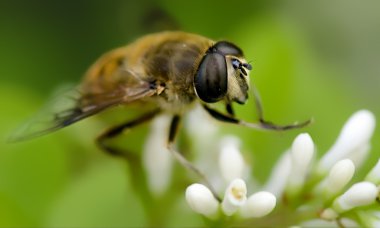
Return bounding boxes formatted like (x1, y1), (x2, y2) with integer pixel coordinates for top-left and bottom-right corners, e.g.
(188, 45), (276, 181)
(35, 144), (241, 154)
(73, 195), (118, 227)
(11, 31), (309, 195)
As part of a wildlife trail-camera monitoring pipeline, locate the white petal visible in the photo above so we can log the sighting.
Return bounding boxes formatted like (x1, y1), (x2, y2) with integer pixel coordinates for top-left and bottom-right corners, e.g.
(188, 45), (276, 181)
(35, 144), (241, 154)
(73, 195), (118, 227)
(291, 133), (315, 166)
(262, 151), (291, 198)
(240, 191), (276, 218)
(185, 105), (222, 192)
(345, 143), (370, 168)
(324, 159), (355, 196)
(143, 114), (173, 196)
(333, 181), (378, 212)
(185, 184), (219, 219)
(365, 158), (380, 185)
(287, 133), (314, 189)
(219, 136), (245, 183)
(221, 179), (247, 216)
(185, 104), (218, 142)
(318, 110), (376, 174)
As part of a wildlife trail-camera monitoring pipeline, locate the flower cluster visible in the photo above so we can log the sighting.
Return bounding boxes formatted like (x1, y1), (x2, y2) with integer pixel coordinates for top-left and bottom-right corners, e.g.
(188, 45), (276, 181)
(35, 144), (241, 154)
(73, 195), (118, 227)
(140, 106), (379, 226)
(182, 109), (380, 227)
(185, 136), (277, 219)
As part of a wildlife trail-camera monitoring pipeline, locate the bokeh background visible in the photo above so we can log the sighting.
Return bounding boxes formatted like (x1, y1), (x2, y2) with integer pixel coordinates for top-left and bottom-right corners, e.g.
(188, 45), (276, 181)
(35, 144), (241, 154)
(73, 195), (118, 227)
(1, 0), (380, 227)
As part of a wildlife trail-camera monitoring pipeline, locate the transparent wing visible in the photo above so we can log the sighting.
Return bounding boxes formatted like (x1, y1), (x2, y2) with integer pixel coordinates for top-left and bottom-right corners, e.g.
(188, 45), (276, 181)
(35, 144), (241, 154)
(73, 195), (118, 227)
(9, 81), (156, 142)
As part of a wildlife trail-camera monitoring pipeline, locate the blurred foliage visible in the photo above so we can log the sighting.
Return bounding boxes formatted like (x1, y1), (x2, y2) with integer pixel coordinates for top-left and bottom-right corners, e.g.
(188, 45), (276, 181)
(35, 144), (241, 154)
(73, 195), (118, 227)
(1, 0), (380, 227)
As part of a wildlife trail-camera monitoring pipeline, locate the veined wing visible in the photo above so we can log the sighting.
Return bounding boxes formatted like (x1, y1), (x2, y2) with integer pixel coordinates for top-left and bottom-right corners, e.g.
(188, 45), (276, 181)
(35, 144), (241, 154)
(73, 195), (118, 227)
(9, 81), (157, 142)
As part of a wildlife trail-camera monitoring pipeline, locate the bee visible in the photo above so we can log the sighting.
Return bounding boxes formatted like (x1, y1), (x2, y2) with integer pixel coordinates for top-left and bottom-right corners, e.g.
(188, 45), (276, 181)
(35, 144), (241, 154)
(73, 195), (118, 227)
(11, 31), (309, 194)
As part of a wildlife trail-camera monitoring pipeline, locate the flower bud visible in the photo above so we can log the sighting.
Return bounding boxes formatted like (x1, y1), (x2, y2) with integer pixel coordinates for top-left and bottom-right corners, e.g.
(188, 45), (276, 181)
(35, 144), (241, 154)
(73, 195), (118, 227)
(333, 181), (378, 212)
(345, 143), (370, 168)
(365, 158), (380, 185)
(263, 152), (291, 197)
(219, 136), (245, 183)
(318, 110), (375, 174)
(185, 184), (219, 219)
(287, 133), (314, 191)
(324, 159), (355, 197)
(240, 191), (276, 218)
(143, 114), (173, 196)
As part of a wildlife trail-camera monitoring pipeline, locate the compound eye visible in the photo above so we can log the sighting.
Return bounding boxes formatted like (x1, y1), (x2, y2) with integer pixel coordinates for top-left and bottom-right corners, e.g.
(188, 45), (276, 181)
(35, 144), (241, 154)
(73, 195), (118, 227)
(194, 53), (227, 103)
(213, 41), (243, 56)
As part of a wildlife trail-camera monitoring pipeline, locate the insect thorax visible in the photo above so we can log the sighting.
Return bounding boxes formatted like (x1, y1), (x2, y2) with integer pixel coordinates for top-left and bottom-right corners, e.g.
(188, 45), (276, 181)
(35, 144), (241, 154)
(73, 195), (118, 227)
(142, 36), (212, 113)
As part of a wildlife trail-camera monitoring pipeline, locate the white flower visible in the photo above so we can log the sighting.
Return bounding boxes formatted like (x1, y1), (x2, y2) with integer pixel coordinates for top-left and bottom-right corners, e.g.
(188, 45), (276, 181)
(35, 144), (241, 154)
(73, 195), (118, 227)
(319, 159), (355, 199)
(286, 133), (315, 196)
(185, 105), (222, 191)
(185, 178), (277, 219)
(185, 104), (219, 140)
(221, 179), (247, 216)
(317, 110), (375, 174)
(264, 133), (315, 199)
(365, 158), (380, 185)
(263, 151), (291, 197)
(143, 114), (173, 196)
(182, 109), (379, 227)
(240, 191), (276, 218)
(219, 136), (245, 183)
(185, 183), (219, 219)
(185, 135), (276, 219)
(332, 181), (378, 212)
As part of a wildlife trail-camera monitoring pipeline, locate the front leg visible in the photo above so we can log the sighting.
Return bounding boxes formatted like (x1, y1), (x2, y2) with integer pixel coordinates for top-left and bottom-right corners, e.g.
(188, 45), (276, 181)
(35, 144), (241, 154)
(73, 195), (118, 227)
(203, 104), (311, 131)
(166, 115), (222, 202)
(250, 82), (265, 122)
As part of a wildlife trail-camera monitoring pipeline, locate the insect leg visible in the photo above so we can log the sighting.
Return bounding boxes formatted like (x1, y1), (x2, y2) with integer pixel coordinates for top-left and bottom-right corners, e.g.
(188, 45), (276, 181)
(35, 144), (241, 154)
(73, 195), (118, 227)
(97, 110), (167, 220)
(225, 102), (235, 117)
(167, 115), (222, 202)
(250, 82), (266, 122)
(249, 83), (313, 129)
(97, 109), (160, 156)
(203, 104), (311, 131)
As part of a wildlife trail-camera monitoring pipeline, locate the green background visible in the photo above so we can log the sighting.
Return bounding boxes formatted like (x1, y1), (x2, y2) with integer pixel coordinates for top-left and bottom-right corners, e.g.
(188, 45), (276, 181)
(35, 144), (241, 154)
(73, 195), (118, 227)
(1, 0), (380, 227)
